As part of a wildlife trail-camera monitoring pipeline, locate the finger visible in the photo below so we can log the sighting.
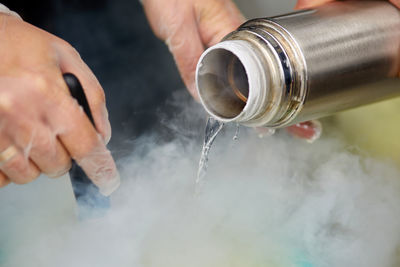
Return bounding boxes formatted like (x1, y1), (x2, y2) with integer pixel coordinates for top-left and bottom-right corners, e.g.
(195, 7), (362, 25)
(2, 152), (41, 184)
(186, 0), (245, 98)
(196, 0), (245, 47)
(55, 41), (112, 144)
(46, 91), (120, 195)
(286, 120), (322, 143)
(192, 0), (245, 98)
(0, 78), (73, 178)
(31, 138), (71, 178)
(142, 0), (244, 99)
(0, 136), (40, 184)
(295, 0), (334, 9)
(0, 171), (11, 188)
(16, 122), (72, 178)
(390, 0), (400, 9)
(157, 3), (206, 99)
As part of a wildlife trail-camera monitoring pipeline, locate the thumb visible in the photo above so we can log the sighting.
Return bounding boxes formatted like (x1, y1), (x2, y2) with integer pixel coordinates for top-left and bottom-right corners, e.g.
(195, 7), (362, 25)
(143, 1), (205, 99)
(142, 0), (244, 99)
(197, 0), (245, 48)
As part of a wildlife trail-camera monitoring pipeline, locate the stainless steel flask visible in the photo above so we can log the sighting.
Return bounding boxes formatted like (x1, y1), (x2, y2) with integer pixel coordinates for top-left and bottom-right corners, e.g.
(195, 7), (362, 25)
(196, 1), (400, 128)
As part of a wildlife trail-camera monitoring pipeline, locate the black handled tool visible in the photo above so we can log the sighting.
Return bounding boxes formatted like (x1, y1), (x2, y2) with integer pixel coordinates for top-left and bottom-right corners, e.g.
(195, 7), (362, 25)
(63, 73), (110, 218)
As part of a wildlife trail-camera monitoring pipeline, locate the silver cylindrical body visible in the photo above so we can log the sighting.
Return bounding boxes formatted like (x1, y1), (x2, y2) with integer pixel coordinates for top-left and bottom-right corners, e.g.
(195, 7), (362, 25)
(196, 1), (400, 127)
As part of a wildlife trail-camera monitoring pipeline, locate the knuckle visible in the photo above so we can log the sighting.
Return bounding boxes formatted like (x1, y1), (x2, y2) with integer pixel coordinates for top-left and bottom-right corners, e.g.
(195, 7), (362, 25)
(84, 84), (106, 107)
(26, 73), (53, 95)
(60, 40), (81, 58)
(92, 92), (106, 109)
(95, 88), (106, 103)
(40, 145), (56, 158)
(31, 139), (56, 159)
(0, 91), (16, 114)
(32, 75), (49, 90)
(82, 79), (105, 106)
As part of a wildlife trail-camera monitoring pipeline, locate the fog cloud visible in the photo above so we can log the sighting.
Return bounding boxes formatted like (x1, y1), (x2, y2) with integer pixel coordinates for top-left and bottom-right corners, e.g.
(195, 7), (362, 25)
(1, 92), (400, 267)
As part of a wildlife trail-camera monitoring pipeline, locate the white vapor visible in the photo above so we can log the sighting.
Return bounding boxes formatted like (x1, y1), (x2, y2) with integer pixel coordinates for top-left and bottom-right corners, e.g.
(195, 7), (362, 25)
(1, 93), (400, 267)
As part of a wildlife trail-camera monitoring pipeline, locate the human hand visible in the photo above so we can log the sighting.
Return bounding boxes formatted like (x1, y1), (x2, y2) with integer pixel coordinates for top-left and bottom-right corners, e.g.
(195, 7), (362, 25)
(0, 13), (119, 195)
(142, 0), (245, 99)
(143, 0), (322, 142)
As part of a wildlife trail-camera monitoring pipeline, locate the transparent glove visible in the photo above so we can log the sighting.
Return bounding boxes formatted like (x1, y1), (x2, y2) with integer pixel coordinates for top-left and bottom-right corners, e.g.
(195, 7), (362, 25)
(142, 0), (245, 99)
(0, 13), (119, 195)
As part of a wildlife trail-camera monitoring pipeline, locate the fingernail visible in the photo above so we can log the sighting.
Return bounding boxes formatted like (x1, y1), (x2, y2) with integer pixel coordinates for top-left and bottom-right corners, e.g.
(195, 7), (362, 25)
(98, 172), (121, 196)
(286, 120), (322, 143)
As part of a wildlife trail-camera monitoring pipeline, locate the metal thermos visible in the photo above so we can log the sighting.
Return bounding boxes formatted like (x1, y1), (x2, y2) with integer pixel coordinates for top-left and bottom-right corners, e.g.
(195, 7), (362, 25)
(196, 1), (400, 128)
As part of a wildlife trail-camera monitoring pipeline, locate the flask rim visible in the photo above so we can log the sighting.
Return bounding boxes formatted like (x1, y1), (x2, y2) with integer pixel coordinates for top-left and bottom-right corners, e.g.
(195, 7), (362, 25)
(196, 40), (269, 123)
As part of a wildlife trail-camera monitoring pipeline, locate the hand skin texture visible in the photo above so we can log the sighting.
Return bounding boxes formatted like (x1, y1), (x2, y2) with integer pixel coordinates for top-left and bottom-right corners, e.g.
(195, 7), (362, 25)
(0, 13), (119, 195)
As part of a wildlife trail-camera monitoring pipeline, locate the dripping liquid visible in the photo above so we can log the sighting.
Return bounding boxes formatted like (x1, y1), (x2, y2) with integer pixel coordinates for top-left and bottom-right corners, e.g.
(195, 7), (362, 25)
(233, 123), (240, 140)
(196, 117), (224, 190)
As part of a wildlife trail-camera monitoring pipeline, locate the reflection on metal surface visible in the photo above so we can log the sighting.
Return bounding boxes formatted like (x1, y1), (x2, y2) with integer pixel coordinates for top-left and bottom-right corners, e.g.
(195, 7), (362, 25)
(197, 1), (400, 128)
(228, 56), (248, 103)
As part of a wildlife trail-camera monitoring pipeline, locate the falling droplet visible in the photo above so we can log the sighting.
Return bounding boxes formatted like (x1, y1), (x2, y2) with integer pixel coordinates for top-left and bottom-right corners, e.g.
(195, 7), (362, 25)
(233, 123), (240, 140)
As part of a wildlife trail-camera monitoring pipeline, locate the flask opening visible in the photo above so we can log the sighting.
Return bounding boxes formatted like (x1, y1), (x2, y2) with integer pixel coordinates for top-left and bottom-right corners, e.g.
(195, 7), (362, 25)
(197, 48), (249, 120)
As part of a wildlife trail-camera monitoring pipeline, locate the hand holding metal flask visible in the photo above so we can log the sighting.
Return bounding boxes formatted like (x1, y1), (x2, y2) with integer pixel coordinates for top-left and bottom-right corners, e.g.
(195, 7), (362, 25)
(196, 1), (400, 128)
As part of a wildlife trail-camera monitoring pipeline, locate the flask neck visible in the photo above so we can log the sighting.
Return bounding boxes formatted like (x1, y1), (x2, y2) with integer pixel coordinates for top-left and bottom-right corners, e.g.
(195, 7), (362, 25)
(196, 22), (306, 128)
(196, 40), (267, 124)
